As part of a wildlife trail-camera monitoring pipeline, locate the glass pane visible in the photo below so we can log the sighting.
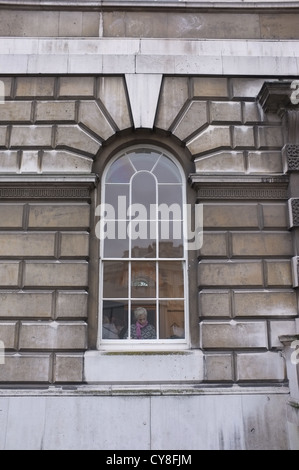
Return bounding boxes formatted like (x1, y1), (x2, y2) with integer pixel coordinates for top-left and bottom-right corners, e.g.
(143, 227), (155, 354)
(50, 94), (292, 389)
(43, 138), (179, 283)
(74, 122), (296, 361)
(127, 302), (157, 340)
(159, 300), (185, 340)
(104, 234), (129, 258)
(158, 185), (183, 210)
(106, 155), (135, 183)
(129, 150), (160, 171)
(131, 172), (157, 215)
(159, 220), (184, 258)
(131, 262), (156, 298)
(103, 261), (128, 298)
(102, 300), (128, 340)
(105, 185), (129, 219)
(131, 221), (157, 258)
(159, 261), (184, 298)
(153, 156), (181, 183)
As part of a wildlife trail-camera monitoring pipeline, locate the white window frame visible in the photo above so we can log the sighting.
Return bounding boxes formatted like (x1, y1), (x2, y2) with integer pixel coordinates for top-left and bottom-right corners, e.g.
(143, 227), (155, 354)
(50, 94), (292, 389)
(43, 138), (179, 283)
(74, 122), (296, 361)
(97, 144), (190, 351)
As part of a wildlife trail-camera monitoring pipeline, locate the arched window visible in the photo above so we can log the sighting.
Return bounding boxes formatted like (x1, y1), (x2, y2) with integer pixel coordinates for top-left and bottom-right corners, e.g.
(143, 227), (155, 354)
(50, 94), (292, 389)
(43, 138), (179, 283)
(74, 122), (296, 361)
(98, 145), (189, 349)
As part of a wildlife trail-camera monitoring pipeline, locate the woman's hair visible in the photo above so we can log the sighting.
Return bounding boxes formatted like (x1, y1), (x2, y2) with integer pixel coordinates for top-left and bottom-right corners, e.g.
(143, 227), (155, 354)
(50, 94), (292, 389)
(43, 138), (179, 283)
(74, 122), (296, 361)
(134, 307), (147, 320)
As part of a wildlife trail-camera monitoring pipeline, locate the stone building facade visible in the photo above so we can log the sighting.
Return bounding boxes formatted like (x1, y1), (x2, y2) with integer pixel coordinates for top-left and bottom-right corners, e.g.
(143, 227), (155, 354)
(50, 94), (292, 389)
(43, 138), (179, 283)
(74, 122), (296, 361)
(0, 0), (299, 450)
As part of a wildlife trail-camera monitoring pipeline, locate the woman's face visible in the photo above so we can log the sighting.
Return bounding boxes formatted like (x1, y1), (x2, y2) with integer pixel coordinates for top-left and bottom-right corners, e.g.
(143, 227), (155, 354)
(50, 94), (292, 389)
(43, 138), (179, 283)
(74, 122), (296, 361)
(137, 314), (147, 326)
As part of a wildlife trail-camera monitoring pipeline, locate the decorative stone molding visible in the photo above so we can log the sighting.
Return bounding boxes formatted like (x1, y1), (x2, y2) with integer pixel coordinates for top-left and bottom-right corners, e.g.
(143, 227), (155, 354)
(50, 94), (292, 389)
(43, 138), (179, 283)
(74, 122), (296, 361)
(291, 256), (299, 288)
(283, 144), (299, 172)
(190, 175), (289, 200)
(289, 198), (299, 227)
(258, 82), (293, 116)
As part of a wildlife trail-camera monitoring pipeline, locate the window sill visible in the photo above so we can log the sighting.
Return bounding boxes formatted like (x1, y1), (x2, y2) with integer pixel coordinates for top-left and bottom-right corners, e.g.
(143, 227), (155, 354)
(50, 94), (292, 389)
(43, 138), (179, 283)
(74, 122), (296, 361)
(84, 350), (203, 384)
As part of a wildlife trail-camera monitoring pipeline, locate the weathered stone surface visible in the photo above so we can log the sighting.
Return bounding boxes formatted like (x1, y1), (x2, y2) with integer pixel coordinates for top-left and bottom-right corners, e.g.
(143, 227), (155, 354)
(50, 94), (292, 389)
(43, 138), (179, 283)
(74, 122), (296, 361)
(56, 125), (101, 156)
(198, 261), (264, 287)
(155, 77), (189, 131)
(201, 320), (267, 348)
(203, 203), (259, 229)
(0, 322), (17, 349)
(0, 262), (19, 287)
(173, 101), (208, 141)
(233, 126), (255, 149)
(10, 126), (52, 148)
(234, 290), (298, 317)
(262, 203), (288, 228)
(0, 77), (12, 98)
(59, 77), (95, 98)
(187, 126), (231, 155)
(56, 291), (88, 319)
(0, 204), (24, 228)
(204, 354), (233, 381)
(243, 102), (261, 123)
(28, 204), (90, 229)
(198, 232), (228, 257)
(60, 232), (89, 258)
(19, 321), (87, 350)
(260, 13), (299, 40)
(236, 352), (285, 381)
(97, 77), (132, 131)
(0, 354), (51, 382)
(0, 233), (55, 257)
(24, 262), (89, 288)
(266, 261), (293, 287)
(78, 102), (114, 140)
(0, 102), (32, 123)
(231, 232), (293, 257)
(230, 78), (265, 99)
(15, 77), (55, 98)
(258, 126), (284, 148)
(199, 290), (231, 317)
(0, 151), (19, 172)
(0, 126), (7, 147)
(41, 150), (93, 174)
(210, 101), (241, 124)
(126, 74), (162, 130)
(195, 151), (245, 173)
(270, 320), (297, 348)
(54, 354), (84, 382)
(193, 78), (228, 98)
(248, 151), (283, 174)
(20, 151), (40, 173)
(35, 102), (76, 123)
(0, 291), (53, 318)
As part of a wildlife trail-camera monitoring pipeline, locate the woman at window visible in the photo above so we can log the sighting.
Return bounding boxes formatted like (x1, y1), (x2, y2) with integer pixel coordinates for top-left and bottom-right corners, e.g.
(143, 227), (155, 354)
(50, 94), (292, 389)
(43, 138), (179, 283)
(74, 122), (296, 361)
(125, 307), (156, 340)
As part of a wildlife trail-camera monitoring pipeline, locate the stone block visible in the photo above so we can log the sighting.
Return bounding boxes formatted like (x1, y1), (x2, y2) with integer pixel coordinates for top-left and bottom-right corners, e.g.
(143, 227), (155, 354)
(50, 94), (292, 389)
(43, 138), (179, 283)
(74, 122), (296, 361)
(54, 354), (84, 382)
(198, 232), (228, 257)
(0, 204), (24, 228)
(15, 77), (55, 98)
(155, 77), (189, 131)
(248, 151), (283, 174)
(233, 126), (255, 149)
(231, 232), (293, 257)
(0, 262), (19, 287)
(10, 126), (52, 148)
(198, 261), (263, 287)
(19, 321), (87, 350)
(234, 290), (298, 317)
(0, 102), (32, 123)
(203, 203), (259, 229)
(59, 77), (95, 98)
(195, 151), (245, 173)
(24, 262), (89, 288)
(230, 78), (265, 100)
(0, 354), (51, 382)
(60, 232), (89, 258)
(192, 78), (228, 98)
(0, 151), (19, 172)
(56, 291), (88, 319)
(97, 77), (132, 131)
(0, 322), (16, 349)
(20, 151), (40, 173)
(201, 320), (267, 349)
(266, 261), (293, 287)
(78, 102), (114, 141)
(257, 126), (284, 148)
(204, 354), (233, 381)
(55, 125), (100, 156)
(28, 204), (90, 229)
(270, 320), (297, 348)
(0, 232), (55, 257)
(210, 101), (241, 124)
(35, 101), (76, 123)
(173, 101), (208, 141)
(0, 77), (12, 98)
(199, 290), (231, 318)
(236, 352), (286, 381)
(187, 126), (231, 156)
(82, 12), (101, 37)
(262, 203), (288, 229)
(0, 126), (7, 147)
(41, 150), (93, 174)
(58, 12), (83, 37)
(0, 291), (53, 318)
(243, 102), (261, 124)
(260, 13), (299, 39)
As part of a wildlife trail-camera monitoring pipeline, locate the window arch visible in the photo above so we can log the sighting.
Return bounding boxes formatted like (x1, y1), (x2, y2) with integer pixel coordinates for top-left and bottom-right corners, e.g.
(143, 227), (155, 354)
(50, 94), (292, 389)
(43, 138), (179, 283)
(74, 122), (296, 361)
(98, 145), (189, 349)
